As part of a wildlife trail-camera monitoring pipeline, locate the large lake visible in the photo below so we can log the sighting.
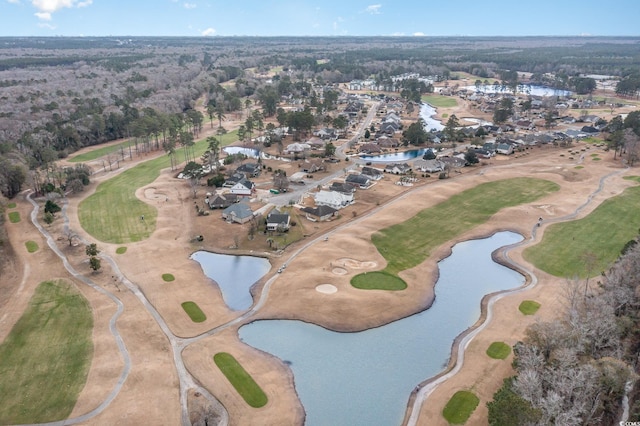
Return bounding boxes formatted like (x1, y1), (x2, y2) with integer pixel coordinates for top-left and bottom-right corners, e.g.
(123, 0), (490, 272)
(190, 251), (271, 311)
(240, 231), (524, 426)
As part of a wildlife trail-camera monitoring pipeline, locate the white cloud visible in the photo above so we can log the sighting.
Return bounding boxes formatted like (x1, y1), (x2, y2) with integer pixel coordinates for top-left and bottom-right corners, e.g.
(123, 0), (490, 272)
(7, 0), (22, 4)
(184, 2), (196, 9)
(365, 4), (382, 14)
(31, 0), (93, 20)
(413, 32), (425, 36)
(201, 27), (216, 36)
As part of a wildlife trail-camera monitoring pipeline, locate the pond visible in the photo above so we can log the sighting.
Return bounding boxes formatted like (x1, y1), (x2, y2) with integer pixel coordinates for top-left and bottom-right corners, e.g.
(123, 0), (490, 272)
(360, 148), (432, 163)
(464, 84), (572, 97)
(419, 103), (445, 132)
(223, 146), (260, 158)
(239, 231), (524, 425)
(190, 251), (271, 311)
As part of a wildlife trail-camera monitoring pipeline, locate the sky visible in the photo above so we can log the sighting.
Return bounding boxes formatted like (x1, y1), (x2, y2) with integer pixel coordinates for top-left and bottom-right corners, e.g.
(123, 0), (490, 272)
(1, 0), (639, 37)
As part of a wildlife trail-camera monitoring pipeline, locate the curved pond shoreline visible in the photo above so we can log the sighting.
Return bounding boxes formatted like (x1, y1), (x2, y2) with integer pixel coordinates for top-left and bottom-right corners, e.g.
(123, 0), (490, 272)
(240, 231), (525, 426)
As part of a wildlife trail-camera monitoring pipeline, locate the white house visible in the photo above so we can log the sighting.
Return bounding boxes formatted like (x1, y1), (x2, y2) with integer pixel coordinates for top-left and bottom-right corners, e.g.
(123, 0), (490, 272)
(229, 179), (255, 196)
(314, 190), (354, 210)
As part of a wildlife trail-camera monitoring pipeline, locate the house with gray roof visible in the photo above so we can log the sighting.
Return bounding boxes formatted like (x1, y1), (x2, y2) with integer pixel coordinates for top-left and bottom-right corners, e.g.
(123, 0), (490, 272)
(222, 202), (254, 224)
(345, 173), (372, 189)
(266, 210), (291, 231)
(300, 205), (338, 222)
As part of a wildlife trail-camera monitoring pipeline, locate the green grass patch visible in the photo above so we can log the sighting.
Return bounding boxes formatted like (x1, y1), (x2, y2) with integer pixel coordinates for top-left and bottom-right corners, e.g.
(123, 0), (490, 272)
(624, 176), (640, 183)
(519, 300), (541, 315)
(351, 178), (557, 290)
(25, 241), (39, 253)
(442, 390), (480, 424)
(523, 185), (640, 278)
(181, 301), (206, 322)
(442, 113), (449, 119)
(68, 139), (133, 163)
(8, 211), (20, 223)
(583, 136), (604, 144)
(369, 178), (558, 275)
(115, 246), (127, 254)
(162, 273), (175, 282)
(575, 166), (584, 169)
(486, 342), (511, 360)
(592, 157), (601, 161)
(78, 130), (238, 243)
(8, 202), (16, 209)
(421, 95), (458, 108)
(213, 352), (268, 408)
(351, 270), (407, 290)
(0, 280), (93, 424)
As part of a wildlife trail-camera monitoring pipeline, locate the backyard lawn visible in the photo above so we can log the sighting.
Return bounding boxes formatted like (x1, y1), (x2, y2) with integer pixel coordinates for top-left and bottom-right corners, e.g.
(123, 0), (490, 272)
(0, 280), (93, 424)
(78, 130), (237, 243)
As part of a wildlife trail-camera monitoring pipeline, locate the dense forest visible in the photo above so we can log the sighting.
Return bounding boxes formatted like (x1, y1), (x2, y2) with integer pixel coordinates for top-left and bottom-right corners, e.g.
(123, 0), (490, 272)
(1, 36), (640, 199)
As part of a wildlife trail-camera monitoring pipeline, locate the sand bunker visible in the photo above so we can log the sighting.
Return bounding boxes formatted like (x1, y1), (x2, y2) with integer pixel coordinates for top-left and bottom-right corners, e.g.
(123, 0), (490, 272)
(335, 258), (378, 269)
(144, 187), (167, 200)
(315, 284), (338, 294)
(332, 267), (347, 275)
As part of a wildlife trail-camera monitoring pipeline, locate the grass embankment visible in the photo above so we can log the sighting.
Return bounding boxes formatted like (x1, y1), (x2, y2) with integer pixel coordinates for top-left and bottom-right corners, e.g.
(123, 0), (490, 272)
(421, 95), (458, 108)
(181, 301), (206, 322)
(213, 352), (267, 408)
(0, 280), (93, 424)
(352, 178), (559, 290)
(25, 241), (39, 253)
(442, 390), (480, 424)
(523, 183), (640, 278)
(78, 130), (237, 244)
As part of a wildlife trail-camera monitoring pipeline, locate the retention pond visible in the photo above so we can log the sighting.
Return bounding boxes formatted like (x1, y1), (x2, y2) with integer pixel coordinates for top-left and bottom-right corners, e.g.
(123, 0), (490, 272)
(239, 231), (525, 425)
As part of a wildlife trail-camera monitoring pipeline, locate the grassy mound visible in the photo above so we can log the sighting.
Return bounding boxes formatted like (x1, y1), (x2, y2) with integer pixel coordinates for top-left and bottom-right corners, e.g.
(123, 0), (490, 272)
(8, 202), (16, 209)
(486, 342), (511, 360)
(181, 301), (206, 322)
(115, 246), (127, 254)
(519, 300), (541, 315)
(442, 390), (479, 424)
(8, 211), (20, 223)
(25, 241), (39, 253)
(213, 352), (267, 408)
(162, 273), (175, 282)
(0, 280), (93, 424)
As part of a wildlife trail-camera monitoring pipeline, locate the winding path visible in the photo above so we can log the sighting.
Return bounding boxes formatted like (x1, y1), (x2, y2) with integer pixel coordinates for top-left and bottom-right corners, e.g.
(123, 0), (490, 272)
(404, 166), (629, 425)
(24, 192), (228, 426)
